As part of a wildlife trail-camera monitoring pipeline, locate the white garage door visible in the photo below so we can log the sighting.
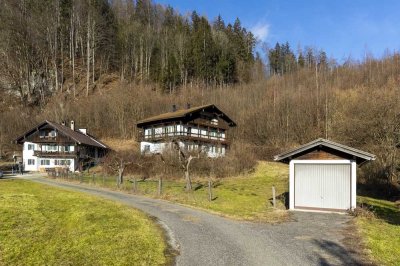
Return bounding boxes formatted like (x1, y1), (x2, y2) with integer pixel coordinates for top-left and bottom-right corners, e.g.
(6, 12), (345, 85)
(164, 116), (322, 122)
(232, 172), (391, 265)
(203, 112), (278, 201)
(294, 164), (351, 210)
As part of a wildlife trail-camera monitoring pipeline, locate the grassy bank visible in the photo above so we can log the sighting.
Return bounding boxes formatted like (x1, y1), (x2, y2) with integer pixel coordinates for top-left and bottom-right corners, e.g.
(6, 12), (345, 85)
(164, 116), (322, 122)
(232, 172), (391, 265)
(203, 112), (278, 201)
(356, 196), (400, 266)
(0, 180), (169, 265)
(63, 161), (289, 222)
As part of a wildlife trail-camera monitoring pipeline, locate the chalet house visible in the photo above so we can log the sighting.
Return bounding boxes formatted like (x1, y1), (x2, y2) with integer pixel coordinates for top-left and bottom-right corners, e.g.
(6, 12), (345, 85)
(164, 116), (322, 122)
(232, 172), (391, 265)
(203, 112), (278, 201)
(15, 120), (108, 172)
(136, 104), (236, 157)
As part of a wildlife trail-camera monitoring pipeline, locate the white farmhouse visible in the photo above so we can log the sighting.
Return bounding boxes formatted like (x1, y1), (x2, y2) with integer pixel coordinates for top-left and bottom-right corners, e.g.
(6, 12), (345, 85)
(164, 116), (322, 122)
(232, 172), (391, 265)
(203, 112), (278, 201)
(15, 120), (108, 172)
(136, 104), (236, 157)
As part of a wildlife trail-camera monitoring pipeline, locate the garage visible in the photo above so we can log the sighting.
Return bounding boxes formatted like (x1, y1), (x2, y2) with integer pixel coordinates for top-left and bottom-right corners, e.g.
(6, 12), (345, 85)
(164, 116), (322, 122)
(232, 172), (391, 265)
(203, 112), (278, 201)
(274, 138), (375, 212)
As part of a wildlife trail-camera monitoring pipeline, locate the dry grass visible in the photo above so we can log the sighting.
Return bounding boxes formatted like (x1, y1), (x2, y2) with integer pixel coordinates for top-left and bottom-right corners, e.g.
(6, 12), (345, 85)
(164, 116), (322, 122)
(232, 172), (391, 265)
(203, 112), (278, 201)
(101, 138), (138, 152)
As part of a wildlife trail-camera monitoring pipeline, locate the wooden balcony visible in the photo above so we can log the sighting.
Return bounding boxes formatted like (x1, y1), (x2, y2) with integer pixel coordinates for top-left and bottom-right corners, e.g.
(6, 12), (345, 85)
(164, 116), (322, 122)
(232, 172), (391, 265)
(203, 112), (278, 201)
(139, 131), (230, 145)
(33, 150), (77, 158)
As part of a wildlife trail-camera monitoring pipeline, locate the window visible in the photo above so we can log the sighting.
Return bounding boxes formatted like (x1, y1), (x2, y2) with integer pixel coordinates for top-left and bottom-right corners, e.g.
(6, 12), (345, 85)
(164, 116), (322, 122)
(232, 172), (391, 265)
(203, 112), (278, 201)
(144, 145), (150, 153)
(210, 131), (218, 139)
(46, 145), (57, 151)
(40, 159), (50, 166)
(211, 118), (218, 125)
(62, 145), (70, 152)
(28, 159), (35, 165)
(144, 128), (152, 139)
(49, 130), (57, 137)
(55, 159), (71, 166)
(39, 130), (57, 138)
(168, 125), (174, 136)
(27, 144), (34, 150)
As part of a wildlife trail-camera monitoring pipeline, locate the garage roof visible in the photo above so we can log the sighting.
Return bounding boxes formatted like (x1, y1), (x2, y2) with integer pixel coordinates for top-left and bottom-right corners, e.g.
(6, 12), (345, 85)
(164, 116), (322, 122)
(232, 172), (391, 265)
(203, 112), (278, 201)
(274, 138), (375, 163)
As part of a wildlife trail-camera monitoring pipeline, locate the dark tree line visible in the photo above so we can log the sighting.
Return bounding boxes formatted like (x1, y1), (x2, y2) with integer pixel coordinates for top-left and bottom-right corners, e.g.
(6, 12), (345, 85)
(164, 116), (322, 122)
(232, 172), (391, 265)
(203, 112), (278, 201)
(0, 0), (257, 105)
(267, 42), (329, 75)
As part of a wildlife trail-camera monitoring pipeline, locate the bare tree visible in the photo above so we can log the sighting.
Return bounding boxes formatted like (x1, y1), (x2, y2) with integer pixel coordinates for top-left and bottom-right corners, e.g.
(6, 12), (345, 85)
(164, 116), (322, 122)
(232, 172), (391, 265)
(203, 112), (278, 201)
(172, 140), (202, 192)
(106, 151), (134, 188)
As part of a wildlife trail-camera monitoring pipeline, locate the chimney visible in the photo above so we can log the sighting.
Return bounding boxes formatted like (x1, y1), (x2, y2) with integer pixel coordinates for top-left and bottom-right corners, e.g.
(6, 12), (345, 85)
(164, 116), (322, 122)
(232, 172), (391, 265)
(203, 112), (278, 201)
(70, 120), (75, 131)
(61, 121), (66, 126)
(172, 104), (177, 112)
(186, 103), (191, 109)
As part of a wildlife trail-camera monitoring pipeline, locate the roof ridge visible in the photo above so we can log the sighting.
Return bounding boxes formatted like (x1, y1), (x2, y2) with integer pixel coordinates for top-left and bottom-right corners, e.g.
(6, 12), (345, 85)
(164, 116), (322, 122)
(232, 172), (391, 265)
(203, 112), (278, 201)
(15, 120), (108, 149)
(274, 138), (375, 162)
(136, 104), (236, 126)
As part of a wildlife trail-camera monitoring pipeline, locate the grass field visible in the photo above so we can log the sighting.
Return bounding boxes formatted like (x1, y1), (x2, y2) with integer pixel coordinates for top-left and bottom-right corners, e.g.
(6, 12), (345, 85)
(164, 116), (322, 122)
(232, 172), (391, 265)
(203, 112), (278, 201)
(64, 161), (289, 222)
(0, 179), (169, 265)
(356, 196), (400, 266)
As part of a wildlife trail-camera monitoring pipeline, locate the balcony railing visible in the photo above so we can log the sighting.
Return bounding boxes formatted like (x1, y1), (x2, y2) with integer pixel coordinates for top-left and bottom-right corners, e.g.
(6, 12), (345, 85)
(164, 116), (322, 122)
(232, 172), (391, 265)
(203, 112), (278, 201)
(33, 150), (77, 157)
(140, 131), (229, 144)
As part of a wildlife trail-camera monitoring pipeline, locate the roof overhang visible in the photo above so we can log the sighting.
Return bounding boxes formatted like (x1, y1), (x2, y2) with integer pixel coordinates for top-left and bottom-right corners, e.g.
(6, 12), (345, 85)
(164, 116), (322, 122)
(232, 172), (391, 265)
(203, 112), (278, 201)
(136, 104), (237, 127)
(274, 138), (376, 165)
(14, 120), (109, 149)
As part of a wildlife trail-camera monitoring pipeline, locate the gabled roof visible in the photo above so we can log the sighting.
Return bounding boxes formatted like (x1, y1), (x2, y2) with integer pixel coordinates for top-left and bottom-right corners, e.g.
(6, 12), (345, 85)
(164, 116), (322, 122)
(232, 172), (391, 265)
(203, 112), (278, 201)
(15, 120), (108, 149)
(136, 104), (236, 127)
(274, 138), (375, 163)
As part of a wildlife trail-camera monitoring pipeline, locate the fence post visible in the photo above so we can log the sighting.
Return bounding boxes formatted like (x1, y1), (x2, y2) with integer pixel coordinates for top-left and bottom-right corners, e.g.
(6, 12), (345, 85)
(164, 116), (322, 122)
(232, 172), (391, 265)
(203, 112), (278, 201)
(158, 177), (162, 196)
(208, 179), (213, 202)
(272, 185), (276, 208)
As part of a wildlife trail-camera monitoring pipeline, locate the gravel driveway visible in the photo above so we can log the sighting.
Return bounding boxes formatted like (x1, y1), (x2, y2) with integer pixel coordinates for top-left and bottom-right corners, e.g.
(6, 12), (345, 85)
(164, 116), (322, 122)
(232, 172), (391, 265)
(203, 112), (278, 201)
(21, 175), (365, 266)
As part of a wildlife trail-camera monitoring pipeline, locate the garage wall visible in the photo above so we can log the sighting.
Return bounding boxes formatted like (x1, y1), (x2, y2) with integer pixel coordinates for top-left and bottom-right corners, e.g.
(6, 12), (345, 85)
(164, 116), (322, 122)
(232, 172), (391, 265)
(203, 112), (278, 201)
(289, 160), (357, 211)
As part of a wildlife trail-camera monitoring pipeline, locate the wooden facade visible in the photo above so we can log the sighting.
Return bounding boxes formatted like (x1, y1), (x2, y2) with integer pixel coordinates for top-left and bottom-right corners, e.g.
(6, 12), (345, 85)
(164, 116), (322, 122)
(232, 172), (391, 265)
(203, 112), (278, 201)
(295, 149), (349, 160)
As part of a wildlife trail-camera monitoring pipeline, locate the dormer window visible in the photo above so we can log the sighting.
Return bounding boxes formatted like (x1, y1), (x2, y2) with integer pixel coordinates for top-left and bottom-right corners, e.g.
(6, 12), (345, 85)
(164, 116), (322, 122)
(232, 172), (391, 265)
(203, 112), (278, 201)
(49, 130), (57, 137)
(39, 130), (57, 138)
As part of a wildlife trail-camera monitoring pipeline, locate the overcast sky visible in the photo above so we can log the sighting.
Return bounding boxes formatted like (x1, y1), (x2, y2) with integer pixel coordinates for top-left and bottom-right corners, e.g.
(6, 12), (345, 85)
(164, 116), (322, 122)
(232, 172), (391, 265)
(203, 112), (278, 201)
(156, 0), (400, 62)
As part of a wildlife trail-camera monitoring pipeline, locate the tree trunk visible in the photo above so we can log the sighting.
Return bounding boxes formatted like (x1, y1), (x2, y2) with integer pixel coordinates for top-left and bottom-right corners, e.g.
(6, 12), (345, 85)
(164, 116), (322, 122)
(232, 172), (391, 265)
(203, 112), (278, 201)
(92, 20), (95, 84)
(54, 0), (59, 92)
(117, 166), (124, 188)
(61, 30), (64, 93)
(132, 176), (137, 193)
(71, 4), (76, 97)
(86, 1), (91, 97)
(185, 170), (192, 191)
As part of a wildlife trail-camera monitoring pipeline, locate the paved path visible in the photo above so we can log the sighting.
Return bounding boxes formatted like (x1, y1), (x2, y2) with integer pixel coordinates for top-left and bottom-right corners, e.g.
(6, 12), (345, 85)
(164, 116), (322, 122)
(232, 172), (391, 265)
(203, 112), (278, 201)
(19, 175), (364, 266)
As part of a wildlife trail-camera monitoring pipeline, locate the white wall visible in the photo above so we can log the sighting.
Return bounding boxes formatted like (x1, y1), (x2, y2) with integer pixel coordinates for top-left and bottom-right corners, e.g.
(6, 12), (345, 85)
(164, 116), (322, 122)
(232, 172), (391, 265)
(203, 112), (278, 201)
(23, 142), (38, 171)
(22, 141), (76, 172)
(141, 141), (173, 154)
(140, 141), (226, 157)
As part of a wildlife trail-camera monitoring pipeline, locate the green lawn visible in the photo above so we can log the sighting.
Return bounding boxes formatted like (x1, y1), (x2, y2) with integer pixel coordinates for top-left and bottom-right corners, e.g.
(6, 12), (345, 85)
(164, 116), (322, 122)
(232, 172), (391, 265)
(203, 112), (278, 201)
(0, 180), (169, 265)
(69, 161), (289, 223)
(356, 196), (400, 266)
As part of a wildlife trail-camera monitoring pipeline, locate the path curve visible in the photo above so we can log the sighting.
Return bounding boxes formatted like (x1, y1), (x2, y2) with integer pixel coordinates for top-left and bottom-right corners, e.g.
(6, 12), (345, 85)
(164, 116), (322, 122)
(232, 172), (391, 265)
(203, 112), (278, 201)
(22, 175), (364, 266)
